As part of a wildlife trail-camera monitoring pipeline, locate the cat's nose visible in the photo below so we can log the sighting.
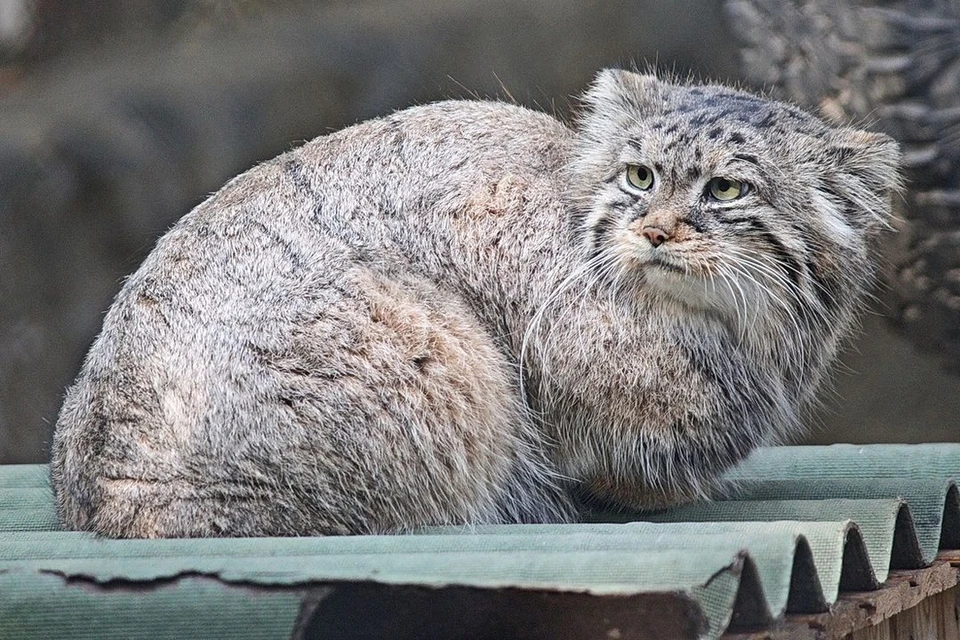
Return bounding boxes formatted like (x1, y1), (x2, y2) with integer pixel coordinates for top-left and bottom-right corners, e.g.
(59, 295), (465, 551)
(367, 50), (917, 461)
(641, 226), (671, 247)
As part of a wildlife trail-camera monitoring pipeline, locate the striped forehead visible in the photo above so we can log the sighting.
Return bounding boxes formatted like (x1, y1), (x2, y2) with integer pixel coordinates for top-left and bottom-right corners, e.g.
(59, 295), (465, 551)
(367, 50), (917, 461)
(648, 91), (822, 144)
(630, 93), (819, 183)
(631, 118), (746, 185)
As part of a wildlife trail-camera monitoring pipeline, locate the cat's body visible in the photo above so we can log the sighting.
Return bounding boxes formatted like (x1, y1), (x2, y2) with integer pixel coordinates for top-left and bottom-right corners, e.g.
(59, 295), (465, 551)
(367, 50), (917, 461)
(51, 71), (899, 537)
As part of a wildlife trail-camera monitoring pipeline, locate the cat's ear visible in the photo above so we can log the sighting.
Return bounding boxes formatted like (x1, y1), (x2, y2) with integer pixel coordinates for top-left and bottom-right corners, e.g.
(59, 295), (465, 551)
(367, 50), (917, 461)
(822, 127), (902, 229)
(828, 128), (901, 195)
(571, 70), (663, 205)
(583, 69), (662, 113)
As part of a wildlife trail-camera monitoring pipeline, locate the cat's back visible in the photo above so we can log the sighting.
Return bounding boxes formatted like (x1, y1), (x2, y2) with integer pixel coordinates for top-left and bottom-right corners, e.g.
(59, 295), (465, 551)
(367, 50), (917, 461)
(278, 98), (572, 208)
(109, 100), (570, 316)
(288, 99), (574, 244)
(149, 99), (570, 275)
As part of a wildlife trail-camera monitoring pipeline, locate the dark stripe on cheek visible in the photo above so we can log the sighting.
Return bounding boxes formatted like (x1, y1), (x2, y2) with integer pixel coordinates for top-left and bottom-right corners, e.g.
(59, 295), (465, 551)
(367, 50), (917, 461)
(722, 214), (804, 290)
(718, 214), (762, 227)
(805, 257), (839, 312)
(589, 216), (615, 260)
(677, 215), (706, 233)
(757, 229), (803, 289)
(568, 204), (589, 241)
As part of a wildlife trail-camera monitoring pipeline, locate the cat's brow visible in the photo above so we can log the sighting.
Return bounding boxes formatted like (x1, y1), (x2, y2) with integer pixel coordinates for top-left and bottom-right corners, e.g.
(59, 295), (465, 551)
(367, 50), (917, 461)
(626, 138), (644, 153)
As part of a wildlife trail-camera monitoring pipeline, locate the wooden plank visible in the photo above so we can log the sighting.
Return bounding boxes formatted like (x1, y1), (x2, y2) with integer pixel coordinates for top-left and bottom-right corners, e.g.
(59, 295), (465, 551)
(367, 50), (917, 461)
(849, 584), (960, 640)
(723, 550), (960, 640)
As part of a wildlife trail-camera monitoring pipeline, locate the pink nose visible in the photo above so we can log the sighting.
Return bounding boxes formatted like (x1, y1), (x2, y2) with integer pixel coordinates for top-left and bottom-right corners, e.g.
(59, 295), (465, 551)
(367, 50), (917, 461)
(642, 226), (670, 247)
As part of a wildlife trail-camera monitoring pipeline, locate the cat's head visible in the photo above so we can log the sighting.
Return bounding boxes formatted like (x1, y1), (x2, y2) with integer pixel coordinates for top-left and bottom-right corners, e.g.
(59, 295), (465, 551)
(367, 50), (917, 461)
(568, 69), (901, 336)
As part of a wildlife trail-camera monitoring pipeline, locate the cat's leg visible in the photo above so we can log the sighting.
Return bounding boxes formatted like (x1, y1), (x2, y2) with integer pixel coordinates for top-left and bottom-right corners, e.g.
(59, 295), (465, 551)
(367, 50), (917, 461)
(52, 267), (572, 537)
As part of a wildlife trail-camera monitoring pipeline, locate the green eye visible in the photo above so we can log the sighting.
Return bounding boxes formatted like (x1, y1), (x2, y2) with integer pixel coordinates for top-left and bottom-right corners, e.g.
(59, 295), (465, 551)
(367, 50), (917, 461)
(707, 177), (746, 201)
(625, 164), (654, 191)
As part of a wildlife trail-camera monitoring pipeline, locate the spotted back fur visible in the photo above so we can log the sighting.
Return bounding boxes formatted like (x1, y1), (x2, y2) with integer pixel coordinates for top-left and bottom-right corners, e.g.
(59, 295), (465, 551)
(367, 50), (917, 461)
(50, 70), (900, 537)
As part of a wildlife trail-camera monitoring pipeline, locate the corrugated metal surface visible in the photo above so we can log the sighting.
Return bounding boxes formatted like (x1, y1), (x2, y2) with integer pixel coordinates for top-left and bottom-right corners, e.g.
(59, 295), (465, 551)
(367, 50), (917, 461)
(0, 444), (957, 640)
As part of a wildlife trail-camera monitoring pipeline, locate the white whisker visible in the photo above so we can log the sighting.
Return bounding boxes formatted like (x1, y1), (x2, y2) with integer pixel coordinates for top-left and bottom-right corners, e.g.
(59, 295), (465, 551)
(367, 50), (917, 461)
(519, 250), (618, 405)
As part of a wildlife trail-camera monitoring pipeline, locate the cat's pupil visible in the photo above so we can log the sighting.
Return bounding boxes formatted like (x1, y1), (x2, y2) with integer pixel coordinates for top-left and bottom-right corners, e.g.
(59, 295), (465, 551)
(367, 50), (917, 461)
(717, 179), (731, 192)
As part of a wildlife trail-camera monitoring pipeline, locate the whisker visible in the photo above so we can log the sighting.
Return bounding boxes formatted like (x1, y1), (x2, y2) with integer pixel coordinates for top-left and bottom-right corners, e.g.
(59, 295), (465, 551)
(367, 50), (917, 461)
(519, 250), (618, 404)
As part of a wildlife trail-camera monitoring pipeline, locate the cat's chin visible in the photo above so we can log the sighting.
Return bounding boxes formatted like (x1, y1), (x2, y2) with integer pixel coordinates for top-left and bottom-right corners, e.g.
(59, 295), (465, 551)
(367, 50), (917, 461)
(638, 262), (722, 313)
(638, 259), (765, 327)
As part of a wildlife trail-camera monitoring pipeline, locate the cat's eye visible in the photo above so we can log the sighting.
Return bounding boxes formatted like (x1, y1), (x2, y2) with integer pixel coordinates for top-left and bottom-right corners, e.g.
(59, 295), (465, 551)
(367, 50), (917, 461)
(707, 177), (747, 201)
(625, 164), (654, 191)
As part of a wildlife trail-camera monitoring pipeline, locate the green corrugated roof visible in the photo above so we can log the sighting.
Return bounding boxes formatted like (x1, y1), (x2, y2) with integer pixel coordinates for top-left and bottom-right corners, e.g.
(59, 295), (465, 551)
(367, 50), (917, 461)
(0, 444), (958, 639)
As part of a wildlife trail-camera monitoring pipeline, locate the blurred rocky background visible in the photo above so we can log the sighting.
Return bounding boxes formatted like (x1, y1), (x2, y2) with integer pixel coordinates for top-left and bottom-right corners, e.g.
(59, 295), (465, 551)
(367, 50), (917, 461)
(0, 0), (957, 463)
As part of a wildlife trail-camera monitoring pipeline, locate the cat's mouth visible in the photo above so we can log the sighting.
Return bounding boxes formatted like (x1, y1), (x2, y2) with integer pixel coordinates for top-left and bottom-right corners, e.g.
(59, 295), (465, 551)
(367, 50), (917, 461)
(647, 255), (685, 274)
(641, 252), (691, 276)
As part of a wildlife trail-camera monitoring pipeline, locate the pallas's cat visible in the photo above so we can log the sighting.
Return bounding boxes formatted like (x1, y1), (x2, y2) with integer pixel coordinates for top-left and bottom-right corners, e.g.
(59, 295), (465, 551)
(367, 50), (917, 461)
(51, 70), (900, 537)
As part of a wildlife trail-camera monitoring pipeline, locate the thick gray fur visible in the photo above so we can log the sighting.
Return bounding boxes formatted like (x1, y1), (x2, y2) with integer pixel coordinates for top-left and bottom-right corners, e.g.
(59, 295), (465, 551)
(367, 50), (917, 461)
(50, 70), (900, 537)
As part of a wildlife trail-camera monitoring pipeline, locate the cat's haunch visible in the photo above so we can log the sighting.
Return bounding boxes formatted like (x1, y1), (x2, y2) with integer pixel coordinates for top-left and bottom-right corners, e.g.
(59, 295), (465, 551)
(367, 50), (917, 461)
(51, 69), (900, 537)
